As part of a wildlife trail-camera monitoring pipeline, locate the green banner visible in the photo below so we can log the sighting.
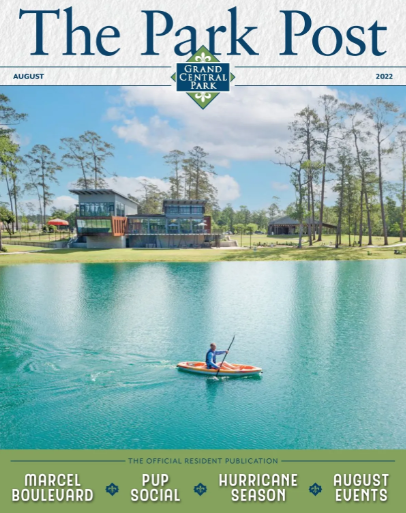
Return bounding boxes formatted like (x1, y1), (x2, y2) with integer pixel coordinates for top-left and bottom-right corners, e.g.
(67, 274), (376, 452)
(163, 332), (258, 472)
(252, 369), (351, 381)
(0, 450), (402, 511)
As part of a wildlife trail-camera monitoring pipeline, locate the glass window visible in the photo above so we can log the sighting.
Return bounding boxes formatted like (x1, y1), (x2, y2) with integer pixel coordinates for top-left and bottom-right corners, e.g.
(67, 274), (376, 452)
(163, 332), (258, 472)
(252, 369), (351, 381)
(191, 206), (203, 214)
(77, 202), (115, 216)
(179, 205), (190, 214)
(168, 219), (179, 233)
(128, 218), (168, 234)
(180, 219), (191, 233)
(77, 218), (112, 234)
(192, 219), (206, 233)
(149, 218), (166, 234)
(127, 218), (148, 235)
(116, 202), (125, 217)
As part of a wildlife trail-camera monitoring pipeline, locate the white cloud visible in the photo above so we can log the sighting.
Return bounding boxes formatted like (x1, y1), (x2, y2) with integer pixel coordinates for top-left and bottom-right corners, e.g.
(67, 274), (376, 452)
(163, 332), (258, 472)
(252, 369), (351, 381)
(110, 86), (338, 167)
(10, 131), (31, 147)
(105, 174), (240, 206)
(51, 196), (76, 212)
(106, 175), (170, 196)
(18, 195), (76, 214)
(211, 174), (240, 204)
(104, 107), (125, 121)
(271, 181), (290, 191)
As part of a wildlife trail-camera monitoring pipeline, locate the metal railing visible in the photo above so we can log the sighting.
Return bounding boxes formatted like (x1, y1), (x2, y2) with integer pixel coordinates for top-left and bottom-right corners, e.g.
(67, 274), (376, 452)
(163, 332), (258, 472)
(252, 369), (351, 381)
(1, 230), (71, 242)
(4, 240), (61, 249)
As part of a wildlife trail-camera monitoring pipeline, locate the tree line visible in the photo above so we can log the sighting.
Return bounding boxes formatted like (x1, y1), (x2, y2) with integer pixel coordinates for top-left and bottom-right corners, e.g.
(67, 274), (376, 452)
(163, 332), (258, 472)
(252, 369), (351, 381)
(131, 147), (219, 214)
(133, 149), (284, 233)
(3, 91), (406, 250)
(0, 93), (115, 242)
(276, 95), (406, 248)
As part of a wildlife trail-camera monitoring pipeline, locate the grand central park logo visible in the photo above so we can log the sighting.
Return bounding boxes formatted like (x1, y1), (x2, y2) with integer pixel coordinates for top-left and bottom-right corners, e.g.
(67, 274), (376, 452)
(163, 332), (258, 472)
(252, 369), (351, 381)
(171, 46), (235, 110)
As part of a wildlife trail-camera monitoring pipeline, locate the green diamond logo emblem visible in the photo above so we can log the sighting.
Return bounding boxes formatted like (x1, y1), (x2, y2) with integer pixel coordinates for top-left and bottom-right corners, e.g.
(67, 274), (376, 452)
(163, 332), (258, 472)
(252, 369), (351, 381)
(172, 46), (235, 110)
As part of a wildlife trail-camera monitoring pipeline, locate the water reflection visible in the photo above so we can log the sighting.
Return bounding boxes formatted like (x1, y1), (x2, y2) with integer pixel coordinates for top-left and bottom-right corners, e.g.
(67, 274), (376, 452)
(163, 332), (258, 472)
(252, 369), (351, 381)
(0, 261), (405, 449)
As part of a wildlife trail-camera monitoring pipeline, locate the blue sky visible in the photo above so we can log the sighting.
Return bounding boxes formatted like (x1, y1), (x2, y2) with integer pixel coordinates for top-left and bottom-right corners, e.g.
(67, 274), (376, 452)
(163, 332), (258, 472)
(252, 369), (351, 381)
(2, 85), (406, 213)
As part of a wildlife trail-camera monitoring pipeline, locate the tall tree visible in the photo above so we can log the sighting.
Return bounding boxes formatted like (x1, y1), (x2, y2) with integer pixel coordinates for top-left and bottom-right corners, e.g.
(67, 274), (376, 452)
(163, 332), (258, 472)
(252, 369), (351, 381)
(317, 95), (340, 241)
(221, 203), (235, 232)
(182, 158), (193, 200)
(343, 103), (376, 246)
(235, 205), (251, 226)
(274, 147), (307, 248)
(334, 144), (354, 248)
(396, 130), (406, 241)
(25, 145), (62, 225)
(9, 160), (23, 231)
(251, 209), (269, 231)
(268, 196), (281, 221)
(290, 107), (320, 245)
(130, 179), (167, 214)
(344, 162), (359, 246)
(186, 146), (218, 210)
(60, 136), (91, 189)
(0, 204), (15, 250)
(0, 94), (27, 136)
(366, 98), (405, 245)
(0, 135), (21, 232)
(24, 165), (43, 223)
(164, 150), (185, 199)
(80, 131), (114, 189)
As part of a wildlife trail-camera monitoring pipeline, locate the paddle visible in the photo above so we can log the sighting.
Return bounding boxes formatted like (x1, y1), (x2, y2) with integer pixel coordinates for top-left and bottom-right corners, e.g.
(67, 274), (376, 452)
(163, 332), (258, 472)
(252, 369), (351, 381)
(215, 334), (236, 378)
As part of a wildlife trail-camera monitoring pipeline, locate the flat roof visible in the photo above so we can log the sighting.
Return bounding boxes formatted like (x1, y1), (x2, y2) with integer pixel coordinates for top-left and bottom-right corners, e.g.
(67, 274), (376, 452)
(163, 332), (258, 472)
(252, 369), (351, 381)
(127, 214), (165, 218)
(163, 199), (207, 205)
(69, 188), (139, 205)
(269, 215), (337, 229)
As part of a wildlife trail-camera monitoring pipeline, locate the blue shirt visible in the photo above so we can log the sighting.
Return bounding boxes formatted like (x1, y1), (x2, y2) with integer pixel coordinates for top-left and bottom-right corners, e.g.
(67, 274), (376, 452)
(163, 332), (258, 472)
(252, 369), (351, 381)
(206, 349), (227, 370)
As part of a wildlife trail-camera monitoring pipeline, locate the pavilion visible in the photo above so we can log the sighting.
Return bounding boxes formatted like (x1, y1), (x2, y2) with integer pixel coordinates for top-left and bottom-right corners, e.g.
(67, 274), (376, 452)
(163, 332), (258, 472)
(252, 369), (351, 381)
(268, 215), (337, 235)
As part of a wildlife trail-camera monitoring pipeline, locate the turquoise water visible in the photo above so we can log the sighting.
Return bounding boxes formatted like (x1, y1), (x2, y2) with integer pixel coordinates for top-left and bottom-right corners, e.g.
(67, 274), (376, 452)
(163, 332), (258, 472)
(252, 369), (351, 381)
(0, 261), (405, 449)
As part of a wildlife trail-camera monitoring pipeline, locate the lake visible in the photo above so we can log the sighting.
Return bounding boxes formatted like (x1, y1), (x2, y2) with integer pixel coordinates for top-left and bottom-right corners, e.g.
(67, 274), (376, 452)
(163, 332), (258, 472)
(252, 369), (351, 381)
(0, 261), (405, 449)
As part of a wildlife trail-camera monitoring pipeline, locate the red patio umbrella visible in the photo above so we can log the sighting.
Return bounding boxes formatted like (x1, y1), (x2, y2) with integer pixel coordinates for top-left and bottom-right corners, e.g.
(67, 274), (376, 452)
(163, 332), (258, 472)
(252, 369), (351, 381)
(47, 218), (69, 226)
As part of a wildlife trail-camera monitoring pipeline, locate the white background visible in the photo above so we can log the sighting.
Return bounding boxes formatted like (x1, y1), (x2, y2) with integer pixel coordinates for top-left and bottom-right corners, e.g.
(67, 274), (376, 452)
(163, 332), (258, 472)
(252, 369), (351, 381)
(0, 0), (404, 85)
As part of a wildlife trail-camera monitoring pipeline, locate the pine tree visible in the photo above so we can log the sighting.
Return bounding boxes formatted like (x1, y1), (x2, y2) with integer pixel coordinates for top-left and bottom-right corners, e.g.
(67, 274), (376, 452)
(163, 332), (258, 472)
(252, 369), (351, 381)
(24, 145), (62, 225)
(164, 150), (185, 199)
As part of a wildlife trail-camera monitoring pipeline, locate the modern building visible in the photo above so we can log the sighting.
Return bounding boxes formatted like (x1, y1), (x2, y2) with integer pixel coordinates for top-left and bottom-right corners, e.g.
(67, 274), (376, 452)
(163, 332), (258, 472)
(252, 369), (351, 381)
(70, 189), (219, 249)
(268, 215), (337, 235)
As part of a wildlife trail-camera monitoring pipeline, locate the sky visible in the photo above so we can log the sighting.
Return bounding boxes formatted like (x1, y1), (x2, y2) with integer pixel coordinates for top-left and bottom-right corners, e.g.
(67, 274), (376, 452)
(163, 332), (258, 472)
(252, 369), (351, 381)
(2, 85), (406, 214)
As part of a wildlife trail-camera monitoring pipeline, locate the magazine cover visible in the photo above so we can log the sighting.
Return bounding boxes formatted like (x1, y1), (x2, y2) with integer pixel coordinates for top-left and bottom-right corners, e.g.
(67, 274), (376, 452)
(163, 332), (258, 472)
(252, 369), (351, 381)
(0, 1), (405, 510)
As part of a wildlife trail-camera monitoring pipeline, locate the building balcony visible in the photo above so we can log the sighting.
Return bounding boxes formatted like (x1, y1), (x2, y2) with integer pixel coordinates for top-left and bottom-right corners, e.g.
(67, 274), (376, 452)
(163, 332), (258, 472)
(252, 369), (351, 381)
(76, 216), (127, 236)
(126, 215), (211, 235)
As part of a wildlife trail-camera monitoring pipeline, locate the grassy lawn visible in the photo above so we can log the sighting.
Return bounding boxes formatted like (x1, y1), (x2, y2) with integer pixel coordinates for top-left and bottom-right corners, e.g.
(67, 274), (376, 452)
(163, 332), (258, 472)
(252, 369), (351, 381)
(1, 230), (70, 243)
(0, 245), (405, 266)
(232, 233), (403, 247)
(1, 245), (52, 253)
(222, 246), (406, 261)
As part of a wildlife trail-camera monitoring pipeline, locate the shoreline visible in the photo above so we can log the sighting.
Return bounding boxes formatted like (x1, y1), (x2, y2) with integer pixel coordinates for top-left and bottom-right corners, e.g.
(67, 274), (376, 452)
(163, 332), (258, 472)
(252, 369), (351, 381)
(0, 245), (405, 266)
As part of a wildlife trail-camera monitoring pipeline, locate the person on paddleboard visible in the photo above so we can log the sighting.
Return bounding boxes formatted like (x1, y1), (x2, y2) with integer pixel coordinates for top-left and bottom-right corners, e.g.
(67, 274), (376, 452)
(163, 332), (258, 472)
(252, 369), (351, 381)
(206, 343), (230, 370)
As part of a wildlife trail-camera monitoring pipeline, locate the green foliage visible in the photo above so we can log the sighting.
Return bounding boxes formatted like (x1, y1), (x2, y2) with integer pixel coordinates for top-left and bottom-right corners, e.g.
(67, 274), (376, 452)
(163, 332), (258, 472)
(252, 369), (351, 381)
(50, 208), (69, 220)
(389, 222), (400, 236)
(49, 208), (76, 228)
(0, 94), (27, 137)
(246, 223), (258, 233)
(164, 149), (185, 200)
(63, 131), (114, 190)
(43, 224), (57, 233)
(130, 179), (167, 214)
(268, 197), (281, 222)
(0, 205), (16, 236)
(24, 144), (62, 225)
(233, 223), (245, 234)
